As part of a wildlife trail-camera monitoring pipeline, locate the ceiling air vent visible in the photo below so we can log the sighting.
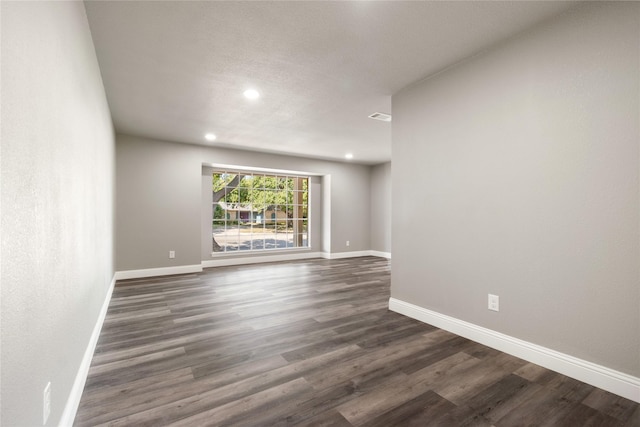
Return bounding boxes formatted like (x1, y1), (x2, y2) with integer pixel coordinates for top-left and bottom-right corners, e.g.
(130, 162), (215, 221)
(368, 112), (392, 122)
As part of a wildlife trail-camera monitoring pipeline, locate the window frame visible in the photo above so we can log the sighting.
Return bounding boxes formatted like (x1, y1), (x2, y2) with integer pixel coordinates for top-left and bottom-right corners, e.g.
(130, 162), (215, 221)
(211, 169), (310, 254)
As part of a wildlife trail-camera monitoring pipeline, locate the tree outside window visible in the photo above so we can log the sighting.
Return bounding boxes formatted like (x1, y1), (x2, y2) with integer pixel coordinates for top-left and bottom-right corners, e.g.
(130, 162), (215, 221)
(212, 171), (309, 252)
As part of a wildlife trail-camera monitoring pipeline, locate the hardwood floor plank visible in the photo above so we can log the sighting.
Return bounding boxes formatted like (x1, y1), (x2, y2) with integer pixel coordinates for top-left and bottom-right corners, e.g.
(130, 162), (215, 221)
(435, 352), (529, 404)
(623, 406), (640, 427)
(514, 361), (561, 384)
(337, 351), (479, 425)
(312, 300), (388, 323)
(77, 367), (193, 406)
(91, 328), (240, 366)
(95, 319), (251, 354)
(74, 370), (195, 426)
(269, 367), (409, 426)
(554, 403), (623, 427)
(463, 373), (543, 423)
(77, 356), (289, 426)
(398, 334), (474, 375)
(88, 347), (186, 376)
(365, 390), (457, 427)
(292, 410), (352, 427)
(304, 332), (447, 391)
(582, 387), (640, 423)
(427, 403), (495, 427)
(89, 345), (361, 427)
(74, 257), (639, 427)
(192, 354), (290, 386)
(153, 378), (313, 427)
(494, 375), (596, 426)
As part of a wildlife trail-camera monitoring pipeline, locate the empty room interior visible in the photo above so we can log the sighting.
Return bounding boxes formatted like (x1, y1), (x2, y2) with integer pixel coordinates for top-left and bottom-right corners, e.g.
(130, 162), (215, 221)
(2, 1), (639, 426)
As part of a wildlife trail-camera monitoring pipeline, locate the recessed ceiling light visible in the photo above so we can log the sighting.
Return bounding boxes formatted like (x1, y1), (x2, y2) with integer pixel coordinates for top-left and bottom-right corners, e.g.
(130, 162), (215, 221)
(345, 153), (354, 159)
(205, 133), (216, 141)
(243, 89), (260, 100)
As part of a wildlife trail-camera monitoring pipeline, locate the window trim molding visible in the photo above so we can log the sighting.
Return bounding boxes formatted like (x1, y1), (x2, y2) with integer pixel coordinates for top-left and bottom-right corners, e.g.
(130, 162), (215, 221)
(209, 167), (311, 254)
(203, 162), (322, 177)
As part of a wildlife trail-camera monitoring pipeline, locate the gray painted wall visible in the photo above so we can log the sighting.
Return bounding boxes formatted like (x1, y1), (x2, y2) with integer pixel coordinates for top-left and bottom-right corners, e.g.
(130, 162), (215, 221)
(370, 162), (392, 254)
(1, 2), (115, 425)
(116, 134), (372, 271)
(116, 136), (202, 270)
(391, 2), (639, 376)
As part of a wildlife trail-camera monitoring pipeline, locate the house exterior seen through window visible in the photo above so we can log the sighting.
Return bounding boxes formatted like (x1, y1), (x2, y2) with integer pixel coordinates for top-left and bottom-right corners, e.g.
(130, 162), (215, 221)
(212, 171), (309, 252)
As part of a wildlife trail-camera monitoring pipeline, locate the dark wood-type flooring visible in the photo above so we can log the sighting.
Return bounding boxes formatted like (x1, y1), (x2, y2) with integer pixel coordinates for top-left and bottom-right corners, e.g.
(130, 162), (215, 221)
(75, 257), (639, 426)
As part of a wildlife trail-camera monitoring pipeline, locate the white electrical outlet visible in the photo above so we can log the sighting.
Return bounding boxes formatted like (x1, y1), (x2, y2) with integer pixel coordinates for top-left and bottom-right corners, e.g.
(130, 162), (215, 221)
(43, 382), (51, 425)
(488, 294), (499, 312)
(346, 240), (350, 247)
(169, 250), (175, 259)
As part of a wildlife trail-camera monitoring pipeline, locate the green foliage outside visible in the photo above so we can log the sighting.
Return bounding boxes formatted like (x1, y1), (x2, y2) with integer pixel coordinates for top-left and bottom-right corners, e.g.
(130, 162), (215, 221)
(212, 173), (308, 220)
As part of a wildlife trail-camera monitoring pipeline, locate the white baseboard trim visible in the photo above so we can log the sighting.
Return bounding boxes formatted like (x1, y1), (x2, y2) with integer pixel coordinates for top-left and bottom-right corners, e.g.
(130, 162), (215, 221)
(115, 251), (390, 278)
(322, 250), (375, 259)
(60, 274), (116, 426)
(114, 264), (203, 280)
(323, 250), (391, 260)
(369, 250), (391, 259)
(204, 250), (390, 266)
(389, 297), (640, 403)
(202, 251), (323, 268)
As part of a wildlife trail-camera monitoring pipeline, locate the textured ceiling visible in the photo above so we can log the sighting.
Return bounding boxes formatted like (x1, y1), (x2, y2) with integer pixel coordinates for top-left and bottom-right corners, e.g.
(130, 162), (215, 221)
(85, 1), (578, 164)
